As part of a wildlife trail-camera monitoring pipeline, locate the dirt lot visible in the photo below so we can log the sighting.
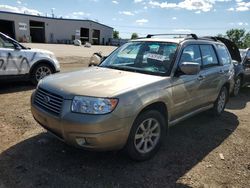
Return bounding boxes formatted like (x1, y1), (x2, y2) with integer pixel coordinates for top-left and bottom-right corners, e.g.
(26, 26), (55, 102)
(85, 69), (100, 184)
(0, 44), (250, 187)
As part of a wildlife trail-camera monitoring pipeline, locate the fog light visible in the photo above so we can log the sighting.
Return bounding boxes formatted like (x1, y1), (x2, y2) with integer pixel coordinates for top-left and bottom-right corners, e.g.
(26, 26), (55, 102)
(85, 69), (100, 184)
(75, 137), (86, 146)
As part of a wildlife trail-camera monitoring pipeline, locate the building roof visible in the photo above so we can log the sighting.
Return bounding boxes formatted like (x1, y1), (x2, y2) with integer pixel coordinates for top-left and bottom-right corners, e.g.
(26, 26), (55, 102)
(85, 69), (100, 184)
(0, 11), (113, 29)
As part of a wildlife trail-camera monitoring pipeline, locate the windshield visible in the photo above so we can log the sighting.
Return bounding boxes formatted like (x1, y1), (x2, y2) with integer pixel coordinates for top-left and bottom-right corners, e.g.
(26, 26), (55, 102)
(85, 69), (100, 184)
(100, 41), (178, 76)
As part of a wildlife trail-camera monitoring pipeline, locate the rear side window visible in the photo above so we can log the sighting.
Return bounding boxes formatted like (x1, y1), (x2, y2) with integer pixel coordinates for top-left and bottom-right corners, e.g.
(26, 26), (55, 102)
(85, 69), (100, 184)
(200, 45), (219, 68)
(179, 45), (202, 65)
(216, 44), (231, 65)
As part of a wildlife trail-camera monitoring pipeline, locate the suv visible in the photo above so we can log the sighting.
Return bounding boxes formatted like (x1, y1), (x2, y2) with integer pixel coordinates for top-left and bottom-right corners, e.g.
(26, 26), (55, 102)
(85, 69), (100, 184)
(31, 34), (234, 160)
(0, 32), (60, 84)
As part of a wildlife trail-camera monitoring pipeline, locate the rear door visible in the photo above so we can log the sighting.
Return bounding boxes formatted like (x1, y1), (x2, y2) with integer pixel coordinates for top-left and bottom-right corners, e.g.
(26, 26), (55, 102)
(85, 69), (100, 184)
(199, 44), (225, 103)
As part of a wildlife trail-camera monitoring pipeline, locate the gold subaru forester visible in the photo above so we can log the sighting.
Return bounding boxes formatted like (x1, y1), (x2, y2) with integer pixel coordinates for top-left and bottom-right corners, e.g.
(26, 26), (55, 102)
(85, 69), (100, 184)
(31, 34), (235, 161)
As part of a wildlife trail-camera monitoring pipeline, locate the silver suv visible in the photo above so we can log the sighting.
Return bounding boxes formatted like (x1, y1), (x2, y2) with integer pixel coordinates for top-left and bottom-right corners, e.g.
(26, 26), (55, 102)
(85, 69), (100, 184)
(31, 34), (234, 161)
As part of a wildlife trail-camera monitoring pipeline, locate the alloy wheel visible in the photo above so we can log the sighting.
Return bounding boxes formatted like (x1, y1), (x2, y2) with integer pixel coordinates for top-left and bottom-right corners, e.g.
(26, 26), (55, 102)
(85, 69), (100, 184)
(35, 66), (52, 82)
(217, 90), (226, 113)
(134, 118), (161, 154)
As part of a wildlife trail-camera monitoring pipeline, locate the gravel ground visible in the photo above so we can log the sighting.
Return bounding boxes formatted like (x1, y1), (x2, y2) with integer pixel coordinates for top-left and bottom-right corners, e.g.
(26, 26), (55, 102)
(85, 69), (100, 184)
(0, 44), (249, 187)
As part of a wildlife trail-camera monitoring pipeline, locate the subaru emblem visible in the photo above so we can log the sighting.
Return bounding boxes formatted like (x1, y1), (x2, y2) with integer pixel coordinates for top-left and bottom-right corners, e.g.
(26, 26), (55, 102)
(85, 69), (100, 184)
(44, 96), (50, 103)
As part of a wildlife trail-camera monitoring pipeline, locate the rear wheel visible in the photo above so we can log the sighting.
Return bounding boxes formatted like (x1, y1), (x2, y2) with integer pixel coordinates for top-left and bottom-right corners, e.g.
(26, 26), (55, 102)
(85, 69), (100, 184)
(232, 76), (241, 97)
(212, 86), (228, 116)
(30, 63), (53, 85)
(126, 110), (166, 161)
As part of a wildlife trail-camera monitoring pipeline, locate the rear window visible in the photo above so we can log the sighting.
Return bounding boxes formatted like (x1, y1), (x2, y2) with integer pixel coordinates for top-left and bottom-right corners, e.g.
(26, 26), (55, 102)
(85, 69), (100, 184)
(216, 44), (231, 65)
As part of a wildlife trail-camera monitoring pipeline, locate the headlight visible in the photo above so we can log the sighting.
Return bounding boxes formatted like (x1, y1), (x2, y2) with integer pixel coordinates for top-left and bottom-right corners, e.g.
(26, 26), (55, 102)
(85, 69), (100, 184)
(71, 96), (118, 114)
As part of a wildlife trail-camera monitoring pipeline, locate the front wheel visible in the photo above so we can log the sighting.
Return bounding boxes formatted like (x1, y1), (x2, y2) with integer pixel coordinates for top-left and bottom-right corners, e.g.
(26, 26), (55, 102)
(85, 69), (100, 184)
(126, 110), (166, 161)
(212, 86), (228, 116)
(30, 63), (53, 85)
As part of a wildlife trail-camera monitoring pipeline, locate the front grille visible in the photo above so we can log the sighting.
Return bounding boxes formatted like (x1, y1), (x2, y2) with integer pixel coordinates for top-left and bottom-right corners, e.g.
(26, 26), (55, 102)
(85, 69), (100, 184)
(34, 88), (63, 116)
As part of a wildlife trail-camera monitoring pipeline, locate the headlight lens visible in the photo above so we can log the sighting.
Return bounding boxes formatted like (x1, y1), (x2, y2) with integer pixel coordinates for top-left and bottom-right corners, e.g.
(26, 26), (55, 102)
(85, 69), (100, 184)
(71, 96), (118, 114)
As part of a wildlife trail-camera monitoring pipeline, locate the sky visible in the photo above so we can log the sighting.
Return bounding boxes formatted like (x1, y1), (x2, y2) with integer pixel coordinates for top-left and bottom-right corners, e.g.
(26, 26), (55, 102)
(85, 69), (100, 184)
(0, 0), (249, 38)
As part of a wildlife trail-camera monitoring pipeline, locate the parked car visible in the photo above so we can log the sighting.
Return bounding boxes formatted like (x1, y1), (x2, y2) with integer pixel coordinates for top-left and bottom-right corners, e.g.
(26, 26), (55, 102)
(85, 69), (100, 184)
(231, 47), (250, 96)
(31, 34), (235, 161)
(239, 48), (250, 87)
(0, 32), (60, 84)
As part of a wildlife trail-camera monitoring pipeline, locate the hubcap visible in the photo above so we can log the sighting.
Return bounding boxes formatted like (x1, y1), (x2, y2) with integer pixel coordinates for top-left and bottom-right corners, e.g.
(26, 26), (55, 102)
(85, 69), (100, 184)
(35, 66), (52, 81)
(234, 78), (241, 95)
(217, 90), (226, 113)
(134, 118), (161, 154)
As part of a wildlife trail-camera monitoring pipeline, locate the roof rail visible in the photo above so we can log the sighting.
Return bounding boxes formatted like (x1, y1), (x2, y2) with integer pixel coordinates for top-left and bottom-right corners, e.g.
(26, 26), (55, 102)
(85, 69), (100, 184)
(199, 36), (218, 41)
(146, 33), (198, 40)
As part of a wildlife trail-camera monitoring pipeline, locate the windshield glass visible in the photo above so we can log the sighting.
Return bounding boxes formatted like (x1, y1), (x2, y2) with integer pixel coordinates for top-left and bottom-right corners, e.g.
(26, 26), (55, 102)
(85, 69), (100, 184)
(100, 41), (178, 76)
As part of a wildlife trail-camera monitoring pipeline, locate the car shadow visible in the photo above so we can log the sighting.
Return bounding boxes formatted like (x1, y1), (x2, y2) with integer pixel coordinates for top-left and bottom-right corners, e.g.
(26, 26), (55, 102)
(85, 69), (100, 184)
(0, 81), (35, 94)
(227, 86), (250, 110)
(0, 111), (238, 187)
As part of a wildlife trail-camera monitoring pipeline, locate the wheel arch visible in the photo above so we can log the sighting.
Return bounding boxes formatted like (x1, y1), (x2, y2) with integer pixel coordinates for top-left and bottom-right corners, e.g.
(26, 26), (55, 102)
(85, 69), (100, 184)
(135, 101), (169, 129)
(29, 60), (56, 75)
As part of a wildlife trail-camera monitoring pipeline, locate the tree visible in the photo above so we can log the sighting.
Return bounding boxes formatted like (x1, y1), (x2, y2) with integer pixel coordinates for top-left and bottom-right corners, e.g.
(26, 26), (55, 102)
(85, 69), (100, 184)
(131, 33), (139, 39)
(243, 32), (250, 48)
(113, 30), (119, 39)
(226, 29), (246, 48)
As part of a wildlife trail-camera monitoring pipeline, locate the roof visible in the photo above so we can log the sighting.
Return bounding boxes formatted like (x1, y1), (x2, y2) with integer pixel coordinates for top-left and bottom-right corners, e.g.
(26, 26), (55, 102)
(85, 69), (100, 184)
(0, 11), (113, 29)
(131, 38), (184, 43)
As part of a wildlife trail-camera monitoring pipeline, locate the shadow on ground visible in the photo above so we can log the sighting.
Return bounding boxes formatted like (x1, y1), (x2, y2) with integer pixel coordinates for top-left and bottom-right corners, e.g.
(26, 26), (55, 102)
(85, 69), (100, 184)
(0, 81), (35, 94)
(227, 86), (250, 110)
(0, 111), (238, 187)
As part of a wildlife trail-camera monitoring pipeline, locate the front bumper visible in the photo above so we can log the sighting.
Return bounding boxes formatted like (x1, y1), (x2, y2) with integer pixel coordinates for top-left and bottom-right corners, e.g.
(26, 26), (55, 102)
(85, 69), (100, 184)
(31, 92), (134, 151)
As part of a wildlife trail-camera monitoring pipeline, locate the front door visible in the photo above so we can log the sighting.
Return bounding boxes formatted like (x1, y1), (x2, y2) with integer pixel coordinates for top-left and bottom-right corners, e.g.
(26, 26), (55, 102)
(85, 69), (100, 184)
(0, 35), (28, 76)
(170, 44), (204, 120)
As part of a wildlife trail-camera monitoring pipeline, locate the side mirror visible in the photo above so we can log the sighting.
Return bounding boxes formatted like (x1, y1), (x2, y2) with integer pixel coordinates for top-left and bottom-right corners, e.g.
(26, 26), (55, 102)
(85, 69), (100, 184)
(232, 60), (240, 65)
(88, 52), (106, 66)
(13, 43), (22, 50)
(179, 62), (200, 75)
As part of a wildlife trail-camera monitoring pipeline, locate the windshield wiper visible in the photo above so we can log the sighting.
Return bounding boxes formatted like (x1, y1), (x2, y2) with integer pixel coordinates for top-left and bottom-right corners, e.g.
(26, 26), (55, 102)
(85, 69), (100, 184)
(105, 65), (136, 72)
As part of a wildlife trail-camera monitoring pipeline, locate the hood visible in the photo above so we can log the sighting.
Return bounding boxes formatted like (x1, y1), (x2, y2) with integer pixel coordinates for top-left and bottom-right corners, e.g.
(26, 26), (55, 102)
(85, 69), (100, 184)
(215, 37), (242, 63)
(39, 67), (166, 99)
(29, 48), (54, 55)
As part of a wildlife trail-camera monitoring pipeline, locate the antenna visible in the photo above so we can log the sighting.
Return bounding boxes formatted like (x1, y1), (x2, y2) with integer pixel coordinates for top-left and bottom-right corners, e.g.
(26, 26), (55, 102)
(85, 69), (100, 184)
(51, 8), (55, 18)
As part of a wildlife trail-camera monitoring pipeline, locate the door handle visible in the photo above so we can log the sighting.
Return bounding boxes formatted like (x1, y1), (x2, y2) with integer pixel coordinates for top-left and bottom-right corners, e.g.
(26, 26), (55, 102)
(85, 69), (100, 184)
(197, 75), (205, 81)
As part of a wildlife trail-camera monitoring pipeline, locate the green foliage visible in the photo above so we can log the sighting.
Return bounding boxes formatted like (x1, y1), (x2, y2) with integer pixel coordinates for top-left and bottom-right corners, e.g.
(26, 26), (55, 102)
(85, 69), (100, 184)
(113, 30), (120, 39)
(131, 33), (139, 39)
(243, 32), (250, 48)
(223, 29), (250, 48)
(226, 29), (245, 48)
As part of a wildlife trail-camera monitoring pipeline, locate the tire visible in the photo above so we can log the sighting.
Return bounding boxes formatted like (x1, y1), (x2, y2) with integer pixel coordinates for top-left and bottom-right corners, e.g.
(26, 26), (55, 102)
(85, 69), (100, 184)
(212, 86), (228, 116)
(232, 76), (241, 97)
(126, 110), (166, 161)
(30, 63), (53, 85)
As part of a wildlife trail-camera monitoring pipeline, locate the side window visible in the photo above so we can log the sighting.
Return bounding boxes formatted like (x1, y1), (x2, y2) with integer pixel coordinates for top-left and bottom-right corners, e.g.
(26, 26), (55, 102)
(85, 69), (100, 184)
(200, 45), (219, 68)
(179, 45), (202, 65)
(0, 35), (14, 49)
(216, 44), (231, 65)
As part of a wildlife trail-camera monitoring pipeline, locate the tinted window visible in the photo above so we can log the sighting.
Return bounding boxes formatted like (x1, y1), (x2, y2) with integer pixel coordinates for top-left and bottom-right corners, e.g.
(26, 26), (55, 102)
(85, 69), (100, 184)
(200, 45), (219, 67)
(216, 44), (231, 65)
(179, 45), (202, 65)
